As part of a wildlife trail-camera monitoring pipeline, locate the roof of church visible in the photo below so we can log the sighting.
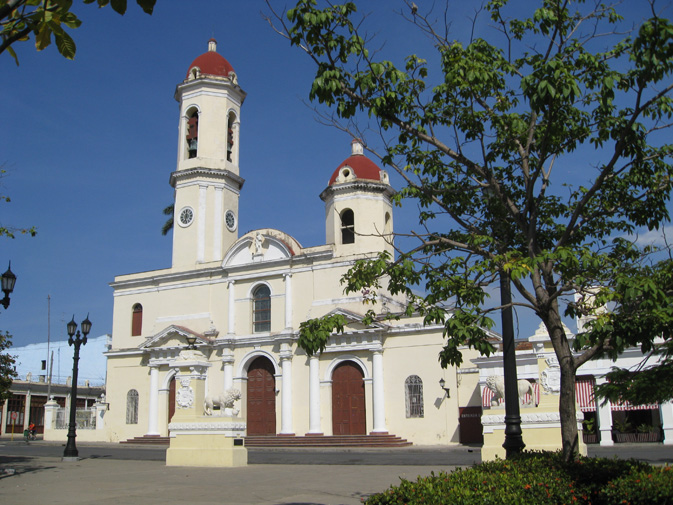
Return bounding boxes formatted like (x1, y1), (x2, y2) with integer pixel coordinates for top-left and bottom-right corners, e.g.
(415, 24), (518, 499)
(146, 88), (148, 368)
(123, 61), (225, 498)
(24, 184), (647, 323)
(186, 38), (235, 78)
(328, 139), (382, 185)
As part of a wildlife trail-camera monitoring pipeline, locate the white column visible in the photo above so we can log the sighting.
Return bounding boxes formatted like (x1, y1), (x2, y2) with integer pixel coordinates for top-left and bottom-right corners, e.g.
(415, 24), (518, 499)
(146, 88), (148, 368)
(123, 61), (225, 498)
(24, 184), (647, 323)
(146, 365), (160, 436)
(308, 356), (322, 434)
(158, 388), (170, 434)
(284, 273), (293, 330)
(23, 391), (31, 430)
(371, 348), (388, 433)
(197, 184), (207, 262)
(222, 353), (234, 391)
(660, 401), (673, 445)
(212, 186), (223, 261)
(0, 399), (7, 435)
(227, 280), (235, 335)
(95, 402), (107, 431)
(595, 377), (614, 446)
(280, 349), (294, 435)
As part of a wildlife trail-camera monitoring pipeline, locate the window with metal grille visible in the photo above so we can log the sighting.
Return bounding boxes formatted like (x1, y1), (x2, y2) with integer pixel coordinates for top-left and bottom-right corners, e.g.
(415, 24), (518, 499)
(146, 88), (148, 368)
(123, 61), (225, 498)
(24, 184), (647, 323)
(131, 304), (143, 336)
(252, 285), (271, 333)
(405, 375), (424, 418)
(126, 389), (139, 424)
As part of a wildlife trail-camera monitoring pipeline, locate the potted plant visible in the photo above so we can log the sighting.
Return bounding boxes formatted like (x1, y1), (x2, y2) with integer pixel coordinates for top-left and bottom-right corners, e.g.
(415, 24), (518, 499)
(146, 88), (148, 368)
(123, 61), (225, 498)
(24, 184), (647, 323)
(582, 417), (598, 444)
(635, 423), (661, 443)
(613, 419), (636, 443)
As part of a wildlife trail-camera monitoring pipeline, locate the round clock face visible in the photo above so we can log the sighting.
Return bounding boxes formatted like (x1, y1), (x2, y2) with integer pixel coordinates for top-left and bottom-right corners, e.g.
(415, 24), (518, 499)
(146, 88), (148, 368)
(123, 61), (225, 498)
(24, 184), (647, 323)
(225, 210), (237, 231)
(179, 207), (194, 227)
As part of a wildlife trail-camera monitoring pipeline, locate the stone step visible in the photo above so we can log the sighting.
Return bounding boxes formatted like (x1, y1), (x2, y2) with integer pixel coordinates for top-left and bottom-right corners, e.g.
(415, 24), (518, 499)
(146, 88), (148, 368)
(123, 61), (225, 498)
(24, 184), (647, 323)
(119, 433), (412, 447)
(120, 435), (170, 445)
(244, 434), (412, 448)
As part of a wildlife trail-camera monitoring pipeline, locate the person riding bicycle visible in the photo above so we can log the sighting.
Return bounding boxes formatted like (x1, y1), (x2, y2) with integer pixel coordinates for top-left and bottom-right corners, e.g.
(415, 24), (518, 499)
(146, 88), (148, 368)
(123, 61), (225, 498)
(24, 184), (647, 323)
(28, 422), (36, 440)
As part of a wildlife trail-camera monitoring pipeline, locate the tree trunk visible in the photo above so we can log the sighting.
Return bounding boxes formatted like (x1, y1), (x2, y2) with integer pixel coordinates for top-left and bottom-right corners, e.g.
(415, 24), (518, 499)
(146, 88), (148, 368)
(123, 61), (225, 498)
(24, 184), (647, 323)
(543, 304), (579, 461)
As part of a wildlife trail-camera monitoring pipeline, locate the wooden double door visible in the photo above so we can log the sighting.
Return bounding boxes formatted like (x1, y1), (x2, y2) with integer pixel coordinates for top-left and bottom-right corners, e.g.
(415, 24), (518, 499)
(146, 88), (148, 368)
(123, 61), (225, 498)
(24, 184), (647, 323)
(246, 357), (277, 435)
(332, 361), (366, 435)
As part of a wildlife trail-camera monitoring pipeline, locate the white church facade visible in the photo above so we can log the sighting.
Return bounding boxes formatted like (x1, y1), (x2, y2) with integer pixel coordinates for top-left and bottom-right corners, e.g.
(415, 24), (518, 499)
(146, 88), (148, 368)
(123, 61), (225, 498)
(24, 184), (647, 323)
(103, 40), (477, 446)
(100, 40), (673, 450)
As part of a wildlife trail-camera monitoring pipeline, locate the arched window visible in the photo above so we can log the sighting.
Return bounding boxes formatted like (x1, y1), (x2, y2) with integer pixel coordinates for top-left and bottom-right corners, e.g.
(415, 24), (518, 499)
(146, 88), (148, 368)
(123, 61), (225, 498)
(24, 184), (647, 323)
(405, 375), (424, 418)
(131, 304), (143, 337)
(227, 112), (236, 162)
(126, 389), (139, 424)
(252, 284), (271, 333)
(186, 110), (199, 158)
(341, 209), (355, 244)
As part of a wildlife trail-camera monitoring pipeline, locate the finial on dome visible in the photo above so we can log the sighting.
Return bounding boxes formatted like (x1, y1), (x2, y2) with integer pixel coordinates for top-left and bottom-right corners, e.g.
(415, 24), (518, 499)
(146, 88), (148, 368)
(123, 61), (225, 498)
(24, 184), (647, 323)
(208, 38), (217, 53)
(351, 138), (364, 156)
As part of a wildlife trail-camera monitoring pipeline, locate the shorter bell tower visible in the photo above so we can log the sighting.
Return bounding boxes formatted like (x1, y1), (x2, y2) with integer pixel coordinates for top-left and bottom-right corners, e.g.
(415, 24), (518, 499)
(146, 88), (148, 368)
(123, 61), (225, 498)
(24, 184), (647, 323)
(321, 139), (395, 257)
(170, 39), (247, 268)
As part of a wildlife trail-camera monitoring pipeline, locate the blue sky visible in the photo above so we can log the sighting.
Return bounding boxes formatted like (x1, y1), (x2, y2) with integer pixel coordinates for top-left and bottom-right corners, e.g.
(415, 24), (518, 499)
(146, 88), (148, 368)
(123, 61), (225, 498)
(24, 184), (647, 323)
(0, 1), (670, 350)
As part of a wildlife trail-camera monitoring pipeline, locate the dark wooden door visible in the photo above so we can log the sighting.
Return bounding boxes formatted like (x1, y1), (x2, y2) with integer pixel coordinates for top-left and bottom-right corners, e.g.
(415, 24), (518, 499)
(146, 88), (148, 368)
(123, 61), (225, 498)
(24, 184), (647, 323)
(168, 376), (176, 424)
(459, 406), (484, 444)
(247, 357), (276, 435)
(332, 361), (366, 435)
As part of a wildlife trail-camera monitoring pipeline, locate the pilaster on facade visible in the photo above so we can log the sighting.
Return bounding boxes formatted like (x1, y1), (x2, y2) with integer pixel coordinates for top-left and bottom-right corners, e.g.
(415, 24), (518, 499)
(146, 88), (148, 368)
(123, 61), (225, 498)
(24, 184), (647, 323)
(284, 272), (293, 330)
(307, 355), (322, 435)
(227, 280), (235, 335)
(279, 346), (294, 435)
(371, 347), (387, 434)
(221, 351), (235, 392)
(146, 365), (160, 436)
(660, 401), (673, 445)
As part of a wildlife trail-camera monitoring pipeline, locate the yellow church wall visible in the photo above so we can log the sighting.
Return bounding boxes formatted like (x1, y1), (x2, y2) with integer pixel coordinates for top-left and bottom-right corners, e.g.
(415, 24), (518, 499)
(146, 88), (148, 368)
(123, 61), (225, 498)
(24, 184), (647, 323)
(104, 355), (151, 442)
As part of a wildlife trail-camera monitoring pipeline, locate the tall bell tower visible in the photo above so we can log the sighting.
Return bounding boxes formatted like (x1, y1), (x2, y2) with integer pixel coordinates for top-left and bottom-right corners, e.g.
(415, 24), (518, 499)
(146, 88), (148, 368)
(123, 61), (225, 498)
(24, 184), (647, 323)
(320, 139), (395, 257)
(170, 39), (247, 268)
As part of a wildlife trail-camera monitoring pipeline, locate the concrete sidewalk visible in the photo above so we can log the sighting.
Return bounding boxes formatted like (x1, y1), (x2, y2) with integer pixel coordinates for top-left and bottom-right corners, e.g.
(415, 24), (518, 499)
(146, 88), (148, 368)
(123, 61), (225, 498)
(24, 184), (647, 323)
(0, 455), (457, 505)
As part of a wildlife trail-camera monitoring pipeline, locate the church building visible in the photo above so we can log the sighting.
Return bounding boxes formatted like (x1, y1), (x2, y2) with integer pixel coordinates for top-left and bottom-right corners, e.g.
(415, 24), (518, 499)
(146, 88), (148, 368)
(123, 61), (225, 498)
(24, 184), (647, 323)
(104, 40), (477, 446)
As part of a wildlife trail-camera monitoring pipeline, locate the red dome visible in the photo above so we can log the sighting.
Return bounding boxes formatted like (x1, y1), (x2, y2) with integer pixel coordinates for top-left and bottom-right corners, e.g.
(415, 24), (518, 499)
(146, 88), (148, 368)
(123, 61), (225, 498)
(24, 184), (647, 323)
(329, 140), (382, 185)
(186, 39), (235, 78)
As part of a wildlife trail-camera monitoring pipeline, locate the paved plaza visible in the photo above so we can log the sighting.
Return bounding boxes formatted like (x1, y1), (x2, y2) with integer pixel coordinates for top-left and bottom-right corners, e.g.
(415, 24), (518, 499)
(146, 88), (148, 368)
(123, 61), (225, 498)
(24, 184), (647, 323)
(0, 440), (670, 505)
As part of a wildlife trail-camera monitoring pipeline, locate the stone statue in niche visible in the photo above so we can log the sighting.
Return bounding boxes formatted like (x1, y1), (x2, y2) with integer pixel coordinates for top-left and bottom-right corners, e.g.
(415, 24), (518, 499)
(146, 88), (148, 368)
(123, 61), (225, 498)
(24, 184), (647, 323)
(204, 388), (242, 417)
(485, 375), (538, 407)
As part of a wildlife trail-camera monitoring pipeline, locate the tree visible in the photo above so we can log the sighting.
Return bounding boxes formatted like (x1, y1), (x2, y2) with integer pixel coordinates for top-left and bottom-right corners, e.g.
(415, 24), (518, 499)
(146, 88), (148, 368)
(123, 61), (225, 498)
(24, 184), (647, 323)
(161, 203), (174, 236)
(269, 0), (673, 461)
(1, 0), (156, 64)
(590, 257), (673, 406)
(0, 330), (17, 402)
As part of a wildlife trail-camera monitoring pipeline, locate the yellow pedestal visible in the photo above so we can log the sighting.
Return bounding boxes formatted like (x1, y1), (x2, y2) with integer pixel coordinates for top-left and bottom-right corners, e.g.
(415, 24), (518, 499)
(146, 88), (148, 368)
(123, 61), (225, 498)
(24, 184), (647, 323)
(166, 429), (247, 467)
(165, 350), (247, 467)
(481, 393), (587, 461)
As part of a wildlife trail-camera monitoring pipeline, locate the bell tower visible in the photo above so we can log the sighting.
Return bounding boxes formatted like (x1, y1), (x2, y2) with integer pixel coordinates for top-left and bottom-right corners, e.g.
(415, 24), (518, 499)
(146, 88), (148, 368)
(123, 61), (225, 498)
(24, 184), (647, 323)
(170, 39), (247, 268)
(320, 139), (395, 257)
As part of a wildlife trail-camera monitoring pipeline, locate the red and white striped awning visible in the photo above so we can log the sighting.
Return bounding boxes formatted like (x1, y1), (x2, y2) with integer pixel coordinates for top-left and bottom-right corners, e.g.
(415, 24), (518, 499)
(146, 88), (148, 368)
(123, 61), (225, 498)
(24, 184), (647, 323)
(482, 381), (540, 408)
(576, 377), (597, 412)
(575, 377), (658, 411)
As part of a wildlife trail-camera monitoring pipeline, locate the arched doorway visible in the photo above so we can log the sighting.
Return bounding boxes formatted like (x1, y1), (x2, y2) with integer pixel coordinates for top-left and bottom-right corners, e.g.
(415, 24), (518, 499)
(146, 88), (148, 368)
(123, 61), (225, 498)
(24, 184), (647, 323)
(246, 356), (276, 435)
(332, 361), (366, 435)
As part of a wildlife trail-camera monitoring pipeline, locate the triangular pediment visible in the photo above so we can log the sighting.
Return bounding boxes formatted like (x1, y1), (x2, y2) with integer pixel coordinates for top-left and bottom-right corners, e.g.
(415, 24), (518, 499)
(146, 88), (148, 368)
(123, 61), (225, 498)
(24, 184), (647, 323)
(139, 325), (208, 349)
(324, 308), (389, 333)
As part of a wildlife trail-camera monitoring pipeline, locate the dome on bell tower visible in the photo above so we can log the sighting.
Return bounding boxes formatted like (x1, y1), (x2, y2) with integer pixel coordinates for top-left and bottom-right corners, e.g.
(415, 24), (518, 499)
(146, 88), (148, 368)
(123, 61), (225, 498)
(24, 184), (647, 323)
(185, 39), (235, 79)
(328, 139), (384, 185)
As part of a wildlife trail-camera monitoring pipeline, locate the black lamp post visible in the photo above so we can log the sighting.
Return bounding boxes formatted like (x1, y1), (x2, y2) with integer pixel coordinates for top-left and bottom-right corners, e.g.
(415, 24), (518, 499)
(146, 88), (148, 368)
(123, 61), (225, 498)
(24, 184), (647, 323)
(500, 272), (525, 458)
(0, 262), (16, 309)
(62, 314), (92, 461)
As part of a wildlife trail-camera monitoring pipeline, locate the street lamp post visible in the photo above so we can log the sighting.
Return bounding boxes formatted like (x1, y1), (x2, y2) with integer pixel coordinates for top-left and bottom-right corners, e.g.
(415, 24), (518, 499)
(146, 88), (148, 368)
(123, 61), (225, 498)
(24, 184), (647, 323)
(62, 314), (92, 461)
(500, 271), (525, 458)
(0, 262), (16, 309)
